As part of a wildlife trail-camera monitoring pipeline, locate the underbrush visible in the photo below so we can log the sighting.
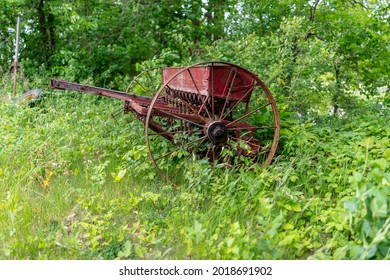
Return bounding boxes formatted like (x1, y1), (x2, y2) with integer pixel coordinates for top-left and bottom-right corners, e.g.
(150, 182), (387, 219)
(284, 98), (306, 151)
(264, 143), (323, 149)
(0, 93), (388, 259)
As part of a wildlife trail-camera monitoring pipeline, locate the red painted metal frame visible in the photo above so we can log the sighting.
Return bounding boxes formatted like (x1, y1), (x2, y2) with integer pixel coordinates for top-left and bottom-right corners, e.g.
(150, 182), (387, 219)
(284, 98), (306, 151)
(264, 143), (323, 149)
(162, 64), (256, 101)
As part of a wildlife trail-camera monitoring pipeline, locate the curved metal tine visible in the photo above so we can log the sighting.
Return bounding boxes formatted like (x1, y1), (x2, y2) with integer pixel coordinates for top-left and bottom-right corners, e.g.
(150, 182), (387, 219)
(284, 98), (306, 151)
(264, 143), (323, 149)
(226, 102), (271, 128)
(164, 84), (198, 114)
(154, 135), (207, 162)
(220, 84), (256, 122)
(169, 136), (208, 180)
(149, 129), (203, 136)
(152, 107), (205, 128)
(186, 68), (212, 119)
(219, 68), (237, 120)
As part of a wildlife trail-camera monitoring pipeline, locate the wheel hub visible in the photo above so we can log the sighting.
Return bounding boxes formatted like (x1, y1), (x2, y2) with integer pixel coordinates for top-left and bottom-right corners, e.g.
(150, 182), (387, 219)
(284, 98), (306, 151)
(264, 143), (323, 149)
(207, 121), (228, 143)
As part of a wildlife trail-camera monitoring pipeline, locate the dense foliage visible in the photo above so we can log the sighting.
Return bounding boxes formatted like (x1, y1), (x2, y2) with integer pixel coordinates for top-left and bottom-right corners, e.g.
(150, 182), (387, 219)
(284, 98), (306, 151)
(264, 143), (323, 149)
(0, 94), (388, 259)
(1, 0), (389, 112)
(0, 0), (389, 259)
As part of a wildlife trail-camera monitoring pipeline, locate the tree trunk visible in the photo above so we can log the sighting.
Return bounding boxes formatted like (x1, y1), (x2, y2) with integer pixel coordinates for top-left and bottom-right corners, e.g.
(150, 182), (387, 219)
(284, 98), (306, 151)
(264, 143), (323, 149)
(285, 41), (299, 100)
(205, 0), (225, 41)
(310, 0), (321, 21)
(37, 0), (49, 63)
(37, 0), (55, 66)
(333, 63), (341, 115)
(48, 12), (56, 54)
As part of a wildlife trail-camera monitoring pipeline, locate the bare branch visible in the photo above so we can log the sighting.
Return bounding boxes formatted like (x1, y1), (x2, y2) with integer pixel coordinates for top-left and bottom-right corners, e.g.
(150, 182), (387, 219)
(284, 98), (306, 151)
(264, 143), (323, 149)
(304, 32), (326, 41)
(347, 0), (368, 10)
(310, 0), (321, 21)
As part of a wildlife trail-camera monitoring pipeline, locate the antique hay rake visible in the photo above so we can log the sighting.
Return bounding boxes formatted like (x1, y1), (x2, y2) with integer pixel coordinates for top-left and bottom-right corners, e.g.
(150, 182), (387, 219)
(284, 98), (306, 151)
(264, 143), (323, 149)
(49, 61), (280, 184)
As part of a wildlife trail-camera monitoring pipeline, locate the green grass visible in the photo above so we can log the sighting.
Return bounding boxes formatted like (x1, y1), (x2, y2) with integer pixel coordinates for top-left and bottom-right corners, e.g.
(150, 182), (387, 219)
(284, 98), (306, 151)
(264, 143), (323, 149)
(0, 92), (389, 259)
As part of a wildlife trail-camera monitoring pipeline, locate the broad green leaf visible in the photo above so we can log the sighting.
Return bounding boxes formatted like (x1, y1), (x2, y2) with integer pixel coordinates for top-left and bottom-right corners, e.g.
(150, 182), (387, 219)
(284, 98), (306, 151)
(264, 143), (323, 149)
(283, 223), (294, 230)
(291, 203), (302, 212)
(344, 199), (358, 213)
(369, 190), (388, 218)
(290, 175), (298, 182)
(111, 169), (127, 182)
(360, 137), (374, 148)
(369, 158), (387, 170)
(384, 149), (390, 160)
(349, 172), (363, 184)
(366, 245), (377, 259)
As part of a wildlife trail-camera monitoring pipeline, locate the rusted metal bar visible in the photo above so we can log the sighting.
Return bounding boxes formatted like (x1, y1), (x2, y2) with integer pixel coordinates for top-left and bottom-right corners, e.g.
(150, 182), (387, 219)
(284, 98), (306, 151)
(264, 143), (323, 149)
(48, 78), (205, 124)
(49, 78), (138, 102)
(49, 78), (152, 116)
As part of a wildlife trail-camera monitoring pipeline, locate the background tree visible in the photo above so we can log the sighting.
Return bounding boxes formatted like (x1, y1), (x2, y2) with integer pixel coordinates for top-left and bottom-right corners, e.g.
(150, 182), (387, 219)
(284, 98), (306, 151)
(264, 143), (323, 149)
(0, 0), (388, 114)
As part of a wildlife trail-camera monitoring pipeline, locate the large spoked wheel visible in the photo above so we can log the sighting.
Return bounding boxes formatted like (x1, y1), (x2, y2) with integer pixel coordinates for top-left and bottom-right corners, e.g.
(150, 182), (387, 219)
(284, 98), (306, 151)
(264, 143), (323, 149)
(145, 61), (280, 185)
(126, 67), (163, 96)
(112, 67), (163, 118)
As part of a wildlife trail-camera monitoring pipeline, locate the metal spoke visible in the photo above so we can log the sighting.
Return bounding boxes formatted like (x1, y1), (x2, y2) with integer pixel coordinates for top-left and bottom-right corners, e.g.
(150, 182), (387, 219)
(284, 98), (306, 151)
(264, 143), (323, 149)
(226, 102), (271, 127)
(126, 67), (161, 94)
(154, 136), (207, 161)
(197, 95), (210, 117)
(227, 125), (276, 131)
(187, 69), (212, 119)
(169, 136), (208, 180)
(135, 79), (149, 94)
(149, 129), (203, 136)
(145, 71), (154, 89)
(220, 84), (256, 121)
(230, 136), (261, 149)
(205, 142), (213, 159)
(219, 68), (237, 120)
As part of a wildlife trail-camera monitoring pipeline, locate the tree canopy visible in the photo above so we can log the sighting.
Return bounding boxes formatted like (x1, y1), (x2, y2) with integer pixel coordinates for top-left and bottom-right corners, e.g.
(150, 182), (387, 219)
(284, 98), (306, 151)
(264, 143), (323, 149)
(0, 0), (389, 261)
(0, 0), (389, 114)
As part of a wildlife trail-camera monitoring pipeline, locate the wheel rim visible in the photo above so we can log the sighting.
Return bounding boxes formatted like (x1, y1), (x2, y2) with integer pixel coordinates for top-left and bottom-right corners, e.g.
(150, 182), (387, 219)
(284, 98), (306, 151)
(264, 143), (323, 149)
(145, 61), (280, 184)
(111, 66), (163, 118)
(126, 66), (163, 97)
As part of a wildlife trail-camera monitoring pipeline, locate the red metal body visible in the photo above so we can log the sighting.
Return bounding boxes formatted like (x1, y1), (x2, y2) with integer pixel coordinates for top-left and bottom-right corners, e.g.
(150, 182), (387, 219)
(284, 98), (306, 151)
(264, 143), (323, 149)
(162, 65), (256, 101)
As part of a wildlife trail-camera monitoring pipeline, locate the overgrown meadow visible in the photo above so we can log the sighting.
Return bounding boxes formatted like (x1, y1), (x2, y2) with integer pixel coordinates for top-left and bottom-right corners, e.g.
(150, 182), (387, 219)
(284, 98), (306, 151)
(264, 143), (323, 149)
(0, 90), (388, 260)
(1, 0), (389, 261)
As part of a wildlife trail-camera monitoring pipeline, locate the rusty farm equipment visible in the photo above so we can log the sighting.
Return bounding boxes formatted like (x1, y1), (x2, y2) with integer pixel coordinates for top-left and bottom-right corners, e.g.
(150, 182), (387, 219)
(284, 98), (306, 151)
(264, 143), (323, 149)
(49, 61), (280, 184)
